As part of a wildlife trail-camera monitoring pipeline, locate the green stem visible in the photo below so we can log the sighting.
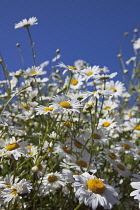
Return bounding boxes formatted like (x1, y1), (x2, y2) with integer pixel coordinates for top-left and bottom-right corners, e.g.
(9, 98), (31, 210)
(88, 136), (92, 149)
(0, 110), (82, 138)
(26, 27), (36, 66)
(74, 203), (83, 210)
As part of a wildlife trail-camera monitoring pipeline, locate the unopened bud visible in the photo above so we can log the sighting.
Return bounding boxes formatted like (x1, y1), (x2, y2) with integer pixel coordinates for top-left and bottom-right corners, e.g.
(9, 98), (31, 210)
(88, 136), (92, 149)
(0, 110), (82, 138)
(123, 69), (128, 74)
(32, 165), (39, 173)
(56, 49), (60, 54)
(124, 32), (129, 36)
(134, 28), (138, 33)
(16, 43), (20, 47)
(117, 54), (122, 58)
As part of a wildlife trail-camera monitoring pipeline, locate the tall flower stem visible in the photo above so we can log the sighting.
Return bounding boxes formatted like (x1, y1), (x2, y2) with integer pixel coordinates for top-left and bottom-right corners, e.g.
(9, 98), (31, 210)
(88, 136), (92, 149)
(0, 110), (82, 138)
(26, 27), (36, 66)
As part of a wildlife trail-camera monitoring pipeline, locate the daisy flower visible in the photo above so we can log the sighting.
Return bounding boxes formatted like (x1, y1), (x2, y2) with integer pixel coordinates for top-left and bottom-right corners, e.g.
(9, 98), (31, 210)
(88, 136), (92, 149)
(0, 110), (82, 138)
(57, 61), (80, 74)
(0, 174), (19, 191)
(106, 80), (126, 98)
(23, 66), (46, 77)
(53, 141), (74, 161)
(64, 74), (84, 90)
(1, 179), (32, 203)
(35, 105), (54, 115)
(81, 66), (100, 81)
(50, 94), (83, 114)
(39, 172), (65, 195)
(66, 152), (96, 174)
(111, 161), (131, 177)
(98, 118), (117, 131)
(91, 129), (108, 145)
(96, 72), (117, 81)
(103, 148), (121, 164)
(74, 59), (88, 69)
(133, 37), (140, 50)
(115, 140), (136, 157)
(72, 172), (120, 210)
(0, 137), (27, 160)
(102, 99), (118, 113)
(15, 17), (38, 29)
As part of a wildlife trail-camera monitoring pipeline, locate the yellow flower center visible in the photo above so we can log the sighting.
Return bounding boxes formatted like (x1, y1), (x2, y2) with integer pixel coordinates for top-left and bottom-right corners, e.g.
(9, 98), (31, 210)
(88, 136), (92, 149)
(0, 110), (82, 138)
(62, 121), (71, 128)
(87, 71), (93, 76)
(23, 24), (31, 27)
(46, 146), (53, 152)
(71, 80), (78, 85)
(43, 107), (54, 112)
(137, 151), (140, 155)
(77, 160), (87, 167)
(93, 133), (101, 139)
(99, 83), (104, 86)
(6, 142), (19, 151)
(122, 144), (131, 150)
(68, 66), (77, 70)
(104, 106), (111, 110)
(48, 175), (58, 182)
(29, 152), (34, 156)
(82, 130), (88, 133)
(127, 113), (132, 117)
(108, 153), (116, 159)
(74, 141), (82, 149)
(117, 164), (125, 171)
(134, 125), (140, 130)
(87, 179), (105, 194)
(102, 122), (111, 127)
(59, 101), (72, 109)
(109, 87), (117, 92)
(30, 71), (37, 75)
(12, 188), (18, 194)
(26, 145), (32, 149)
(22, 104), (30, 110)
(62, 146), (72, 154)
(6, 183), (11, 188)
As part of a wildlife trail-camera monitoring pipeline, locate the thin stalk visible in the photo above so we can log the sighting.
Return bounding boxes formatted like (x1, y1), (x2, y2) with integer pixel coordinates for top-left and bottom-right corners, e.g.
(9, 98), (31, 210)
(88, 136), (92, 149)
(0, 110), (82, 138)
(26, 27), (36, 66)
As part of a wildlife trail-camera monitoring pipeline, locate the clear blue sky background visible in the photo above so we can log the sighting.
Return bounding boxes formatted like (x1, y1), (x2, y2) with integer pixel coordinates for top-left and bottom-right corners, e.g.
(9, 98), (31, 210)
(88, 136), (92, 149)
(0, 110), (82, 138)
(1, 0), (140, 81)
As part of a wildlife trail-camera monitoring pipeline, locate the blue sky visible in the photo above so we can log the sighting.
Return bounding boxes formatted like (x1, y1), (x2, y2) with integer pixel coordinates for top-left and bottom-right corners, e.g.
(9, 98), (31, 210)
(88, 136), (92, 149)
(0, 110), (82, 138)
(1, 0), (140, 81)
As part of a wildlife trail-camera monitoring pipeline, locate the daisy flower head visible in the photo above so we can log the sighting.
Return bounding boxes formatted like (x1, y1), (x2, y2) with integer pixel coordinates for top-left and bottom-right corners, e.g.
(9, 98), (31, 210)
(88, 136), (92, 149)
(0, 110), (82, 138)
(104, 148), (120, 164)
(0, 137), (27, 160)
(72, 172), (120, 210)
(57, 61), (80, 75)
(133, 37), (140, 50)
(53, 141), (74, 161)
(81, 65), (100, 81)
(50, 94), (83, 114)
(39, 172), (65, 195)
(106, 80), (126, 98)
(112, 161), (131, 177)
(35, 105), (54, 115)
(115, 140), (136, 157)
(64, 74), (84, 90)
(91, 129), (108, 146)
(96, 72), (117, 81)
(98, 118), (117, 131)
(74, 59), (88, 69)
(0, 174), (19, 190)
(1, 179), (32, 203)
(23, 66), (46, 77)
(15, 17), (38, 29)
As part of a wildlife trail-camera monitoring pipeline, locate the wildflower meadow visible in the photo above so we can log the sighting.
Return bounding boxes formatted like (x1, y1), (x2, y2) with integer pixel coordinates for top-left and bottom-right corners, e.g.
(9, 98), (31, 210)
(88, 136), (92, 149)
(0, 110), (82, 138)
(0, 17), (140, 210)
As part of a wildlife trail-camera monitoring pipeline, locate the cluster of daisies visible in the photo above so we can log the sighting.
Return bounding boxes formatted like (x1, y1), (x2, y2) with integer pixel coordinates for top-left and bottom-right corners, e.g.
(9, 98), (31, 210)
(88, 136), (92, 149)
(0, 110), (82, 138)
(0, 17), (140, 210)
